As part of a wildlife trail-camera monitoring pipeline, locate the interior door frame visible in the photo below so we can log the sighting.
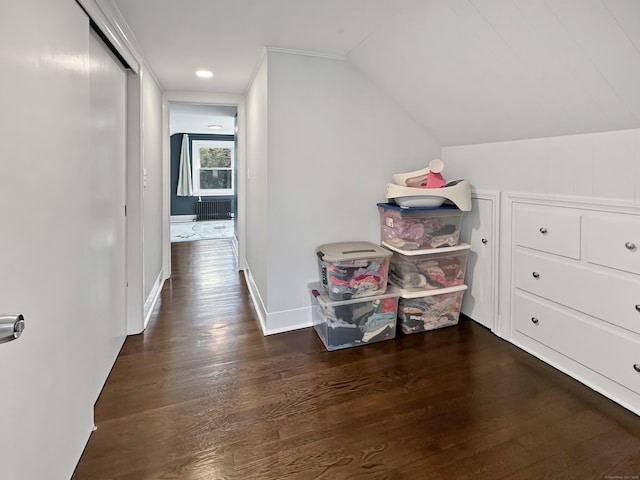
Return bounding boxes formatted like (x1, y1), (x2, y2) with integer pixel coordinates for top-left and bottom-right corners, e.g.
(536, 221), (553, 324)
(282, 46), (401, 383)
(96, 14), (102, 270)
(162, 92), (247, 276)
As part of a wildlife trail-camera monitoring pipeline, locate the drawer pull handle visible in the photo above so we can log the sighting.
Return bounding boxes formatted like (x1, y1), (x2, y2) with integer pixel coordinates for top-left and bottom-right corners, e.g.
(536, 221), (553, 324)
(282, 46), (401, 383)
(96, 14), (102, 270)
(634, 364), (640, 373)
(531, 317), (539, 325)
(481, 238), (488, 244)
(625, 242), (636, 251)
(532, 272), (540, 279)
(636, 305), (640, 313)
(539, 227), (548, 235)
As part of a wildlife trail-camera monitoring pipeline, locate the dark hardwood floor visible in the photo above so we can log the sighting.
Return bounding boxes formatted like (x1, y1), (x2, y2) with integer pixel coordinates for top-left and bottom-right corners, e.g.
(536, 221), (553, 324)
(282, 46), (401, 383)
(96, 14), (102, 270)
(73, 239), (640, 479)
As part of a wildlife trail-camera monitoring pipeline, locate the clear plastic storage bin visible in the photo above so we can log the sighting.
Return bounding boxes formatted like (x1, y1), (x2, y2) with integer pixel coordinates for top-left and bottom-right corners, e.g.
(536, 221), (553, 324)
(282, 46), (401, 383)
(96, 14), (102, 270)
(377, 203), (464, 250)
(316, 241), (392, 301)
(309, 282), (399, 351)
(385, 243), (470, 291)
(397, 285), (467, 334)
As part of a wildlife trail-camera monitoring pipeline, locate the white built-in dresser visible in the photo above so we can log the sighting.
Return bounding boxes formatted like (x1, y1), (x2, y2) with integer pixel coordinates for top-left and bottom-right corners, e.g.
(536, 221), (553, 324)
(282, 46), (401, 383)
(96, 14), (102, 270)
(502, 194), (640, 415)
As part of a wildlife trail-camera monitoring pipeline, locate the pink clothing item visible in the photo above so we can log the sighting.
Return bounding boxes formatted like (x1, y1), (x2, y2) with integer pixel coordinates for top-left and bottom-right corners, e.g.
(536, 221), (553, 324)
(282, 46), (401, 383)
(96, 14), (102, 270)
(328, 276), (350, 286)
(424, 172), (446, 188)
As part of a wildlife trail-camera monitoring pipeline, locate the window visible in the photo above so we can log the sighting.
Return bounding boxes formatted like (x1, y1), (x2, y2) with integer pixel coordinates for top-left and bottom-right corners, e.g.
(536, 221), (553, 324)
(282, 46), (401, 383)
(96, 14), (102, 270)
(191, 139), (234, 195)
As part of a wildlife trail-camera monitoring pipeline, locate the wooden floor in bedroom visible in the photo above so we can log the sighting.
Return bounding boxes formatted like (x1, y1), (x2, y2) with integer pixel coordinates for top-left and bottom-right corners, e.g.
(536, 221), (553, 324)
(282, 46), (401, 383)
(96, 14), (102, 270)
(73, 238), (640, 480)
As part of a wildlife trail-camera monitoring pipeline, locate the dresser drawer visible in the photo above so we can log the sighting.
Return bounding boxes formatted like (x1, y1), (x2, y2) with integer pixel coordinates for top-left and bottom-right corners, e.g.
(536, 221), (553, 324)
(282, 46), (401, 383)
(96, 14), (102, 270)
(513, 291), (640, 396)
(584, 213), (640, 276)
(513, 204), (581, 259)
(513, 248), (640, 335)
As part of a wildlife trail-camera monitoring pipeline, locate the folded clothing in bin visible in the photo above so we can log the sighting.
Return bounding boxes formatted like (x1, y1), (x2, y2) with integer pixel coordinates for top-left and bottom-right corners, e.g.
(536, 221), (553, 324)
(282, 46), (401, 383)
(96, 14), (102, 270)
(377, 203), (464, 250)
(397, 284), (467, 334)
(309, 282), (399, 351)
(316, 241), (392, 300)
(385, 242), (470, 291)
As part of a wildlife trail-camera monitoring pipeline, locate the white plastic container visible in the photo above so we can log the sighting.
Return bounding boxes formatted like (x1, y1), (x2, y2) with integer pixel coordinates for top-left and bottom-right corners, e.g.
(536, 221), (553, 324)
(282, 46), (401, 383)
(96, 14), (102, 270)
(316, 241), (392, 301)
(309, 282), (399, 351)
(385, 242), (470, 291)
(397, 285), (467, 334)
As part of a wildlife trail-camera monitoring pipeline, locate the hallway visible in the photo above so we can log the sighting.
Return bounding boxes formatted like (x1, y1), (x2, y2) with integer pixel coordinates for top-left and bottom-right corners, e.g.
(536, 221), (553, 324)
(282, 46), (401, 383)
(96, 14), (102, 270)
(73, 240), (640, 479)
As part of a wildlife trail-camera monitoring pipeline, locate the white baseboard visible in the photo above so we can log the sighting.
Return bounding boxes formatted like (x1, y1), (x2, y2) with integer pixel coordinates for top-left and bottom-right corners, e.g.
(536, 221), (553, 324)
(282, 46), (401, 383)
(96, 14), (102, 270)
(242, 265), (313, 336)
(243, 267), (267, 334)
(143, 271), (165, 329)
(170, 215), (196, 223)
(262, 307), (313, 335)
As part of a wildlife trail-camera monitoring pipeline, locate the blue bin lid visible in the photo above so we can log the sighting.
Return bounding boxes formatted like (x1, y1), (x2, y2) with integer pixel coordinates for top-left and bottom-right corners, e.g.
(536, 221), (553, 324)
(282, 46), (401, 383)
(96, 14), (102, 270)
(377, 202), (460, 212)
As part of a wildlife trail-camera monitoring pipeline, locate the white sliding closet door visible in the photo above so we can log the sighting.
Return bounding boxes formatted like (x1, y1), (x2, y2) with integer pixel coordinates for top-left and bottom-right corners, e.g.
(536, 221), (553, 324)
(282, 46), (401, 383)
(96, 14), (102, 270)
(87, 28), (128, 402)
(0, 3), (128, 479)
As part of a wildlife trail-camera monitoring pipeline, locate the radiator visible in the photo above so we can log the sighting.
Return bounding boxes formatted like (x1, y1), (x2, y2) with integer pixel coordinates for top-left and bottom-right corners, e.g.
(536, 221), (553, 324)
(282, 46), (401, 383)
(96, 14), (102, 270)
(196, 199), (232, 221)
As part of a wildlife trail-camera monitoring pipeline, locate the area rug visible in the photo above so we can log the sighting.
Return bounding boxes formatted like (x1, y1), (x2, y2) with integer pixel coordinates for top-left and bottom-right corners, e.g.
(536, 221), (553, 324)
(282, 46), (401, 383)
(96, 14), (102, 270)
(170, 220), (235, 242)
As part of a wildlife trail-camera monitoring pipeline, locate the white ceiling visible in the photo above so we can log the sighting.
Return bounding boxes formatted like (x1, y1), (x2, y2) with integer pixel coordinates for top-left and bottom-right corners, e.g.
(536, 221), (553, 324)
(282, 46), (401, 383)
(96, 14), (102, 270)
(169, 103), (237, 136)
(113, 0), (410, 94)
(112, 0), (640, 146)
(347, 0), (640, 146)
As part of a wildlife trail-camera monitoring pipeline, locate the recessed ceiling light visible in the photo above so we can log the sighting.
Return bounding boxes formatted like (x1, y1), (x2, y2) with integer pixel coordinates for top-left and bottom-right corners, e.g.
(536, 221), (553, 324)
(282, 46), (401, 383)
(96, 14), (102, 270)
(196, 70), (214, 78)
(208, 124), (223, 130)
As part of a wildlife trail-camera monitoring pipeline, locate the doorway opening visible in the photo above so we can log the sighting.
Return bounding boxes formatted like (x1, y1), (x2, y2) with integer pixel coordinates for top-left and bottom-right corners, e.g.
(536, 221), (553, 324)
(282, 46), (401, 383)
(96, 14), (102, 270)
(168, 103), (238, 243)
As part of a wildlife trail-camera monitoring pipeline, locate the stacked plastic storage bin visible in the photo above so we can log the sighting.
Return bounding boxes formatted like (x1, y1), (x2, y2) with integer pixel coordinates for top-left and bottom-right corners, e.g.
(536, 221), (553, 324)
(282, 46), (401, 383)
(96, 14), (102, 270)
(377, 203), (469, 334)
(310, 241), (399, 351)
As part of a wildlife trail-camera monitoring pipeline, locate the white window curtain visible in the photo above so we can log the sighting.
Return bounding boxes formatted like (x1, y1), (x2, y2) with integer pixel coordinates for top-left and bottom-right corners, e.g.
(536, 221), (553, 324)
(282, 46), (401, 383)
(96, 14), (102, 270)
(176, 133), (193, 196)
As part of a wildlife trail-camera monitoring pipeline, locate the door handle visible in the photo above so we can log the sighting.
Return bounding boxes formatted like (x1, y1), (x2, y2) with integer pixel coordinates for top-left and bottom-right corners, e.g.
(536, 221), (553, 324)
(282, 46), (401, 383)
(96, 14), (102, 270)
(0, 314), (25, 344)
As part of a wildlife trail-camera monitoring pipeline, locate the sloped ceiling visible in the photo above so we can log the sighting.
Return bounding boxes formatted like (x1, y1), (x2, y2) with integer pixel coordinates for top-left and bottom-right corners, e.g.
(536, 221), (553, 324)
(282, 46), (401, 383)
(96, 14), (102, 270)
(348, 0), (640, 146)
(113, 0), (640, 147)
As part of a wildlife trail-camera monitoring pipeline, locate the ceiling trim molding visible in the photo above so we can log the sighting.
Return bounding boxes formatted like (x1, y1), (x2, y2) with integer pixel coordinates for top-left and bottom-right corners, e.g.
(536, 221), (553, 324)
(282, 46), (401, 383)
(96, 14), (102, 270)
(76, 0), (139, 73)
(265, 46), (346, 61)
(244, 47), (268, 97)
(99, 0), (165, 90)
(81, 0), (166, 92)
(164, 91), (245, 106)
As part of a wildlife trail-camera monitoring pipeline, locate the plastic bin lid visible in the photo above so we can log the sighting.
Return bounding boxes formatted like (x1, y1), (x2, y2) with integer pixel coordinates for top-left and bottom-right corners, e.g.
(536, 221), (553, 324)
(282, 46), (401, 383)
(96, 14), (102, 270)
(316, 241), (392, 262)
(377, 202), (461, 212)
(382, 241), (471, 256)
(395, 284), (468, 298)
(308, 282), (400, 306)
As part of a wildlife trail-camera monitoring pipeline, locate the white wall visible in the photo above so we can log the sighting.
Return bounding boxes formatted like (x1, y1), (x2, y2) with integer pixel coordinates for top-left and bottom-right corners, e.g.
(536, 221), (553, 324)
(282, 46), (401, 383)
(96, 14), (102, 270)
(126, 71), (145, 334)
(244, 55), (270, 328)
(245, 50), (441, 334)
(141, 66), (166, 308)
(349, 0), (640, 147)
(443, 129), (640, 202)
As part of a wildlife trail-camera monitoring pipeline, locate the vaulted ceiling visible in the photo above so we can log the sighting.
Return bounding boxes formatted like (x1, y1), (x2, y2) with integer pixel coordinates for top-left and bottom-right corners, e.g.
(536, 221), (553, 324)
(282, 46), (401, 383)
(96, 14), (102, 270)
(348, 0), (640, 145)
(113, 0), (640, 146)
